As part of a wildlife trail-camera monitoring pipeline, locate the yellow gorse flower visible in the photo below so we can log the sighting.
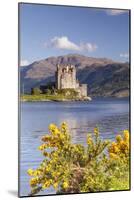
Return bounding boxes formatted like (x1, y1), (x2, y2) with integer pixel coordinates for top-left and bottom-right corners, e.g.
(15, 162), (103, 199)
(63, 181), (69, 189)
(27, 168), (34, 176)
(94, 127), (99, 136)
(42, 135), (51, 142)
(33, 170), (41, 176)
(38, 144), (47, 151)
(53, 182), (58, 189)
(109, 152), (119, 160)
(42, 180), (51, 189)
(87, 134), (92, 145)
(45, 165), (51, 173)
(123, 130), (129, 142)
(27, 122), (129, 195)
(49, 123), (57, 131)
(116, 134), (122, 143)
(30, 177), (39, 186)
(61, 122), (67, 131)
(109, 130), (129, 158)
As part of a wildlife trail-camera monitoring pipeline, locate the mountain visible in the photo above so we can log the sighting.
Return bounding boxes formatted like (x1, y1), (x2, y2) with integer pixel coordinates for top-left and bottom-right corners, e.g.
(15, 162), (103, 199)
(20, 54), (130, 97)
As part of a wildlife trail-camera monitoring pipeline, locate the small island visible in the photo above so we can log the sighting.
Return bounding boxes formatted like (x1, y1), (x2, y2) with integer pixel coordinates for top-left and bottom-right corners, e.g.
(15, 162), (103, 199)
(21, 64), (91, 102)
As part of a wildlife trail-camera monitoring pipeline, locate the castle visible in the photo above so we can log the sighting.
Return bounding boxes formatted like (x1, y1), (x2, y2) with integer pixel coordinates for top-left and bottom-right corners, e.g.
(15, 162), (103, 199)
(55, 64), (87, 97)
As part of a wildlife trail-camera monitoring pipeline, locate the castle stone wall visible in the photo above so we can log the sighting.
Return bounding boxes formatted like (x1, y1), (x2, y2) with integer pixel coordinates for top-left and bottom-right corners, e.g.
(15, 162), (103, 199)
(79, 84), (87, 97)
(56, 64), (88, 97)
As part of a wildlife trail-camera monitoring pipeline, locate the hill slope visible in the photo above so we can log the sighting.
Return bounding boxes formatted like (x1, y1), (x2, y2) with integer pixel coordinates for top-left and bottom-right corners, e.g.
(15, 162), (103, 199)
(20, 54), (130, 97)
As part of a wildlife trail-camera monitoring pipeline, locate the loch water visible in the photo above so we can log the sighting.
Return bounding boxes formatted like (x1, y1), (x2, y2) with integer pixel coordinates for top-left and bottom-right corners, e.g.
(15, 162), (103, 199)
(19, 98), (129, 196)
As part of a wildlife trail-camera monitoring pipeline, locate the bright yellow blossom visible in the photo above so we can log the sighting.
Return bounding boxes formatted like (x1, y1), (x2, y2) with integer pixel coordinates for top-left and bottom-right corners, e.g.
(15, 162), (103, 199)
(61, 122), (67, 131)
(49, 123), (57, 132)
(53, 182), (58, 189)
(123, 130), (129, 142)
(38, 144), (47, 151)
(116, 135), (122, 143)
(109, 153), (119, 160)
(33, 170), (41, 176)
(30, 178), (38, 186)
(63, 181), (69, 189)
(94, 127), (99, 136)
(42, 180), (51, 189)
(27, 168), (34, 176)
(27, 123), (130, 195)
(87, 134), (92, 145)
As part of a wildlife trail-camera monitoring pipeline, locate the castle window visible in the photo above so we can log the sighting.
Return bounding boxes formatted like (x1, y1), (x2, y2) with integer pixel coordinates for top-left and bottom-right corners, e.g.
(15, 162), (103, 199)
(69, 69), (72, 73)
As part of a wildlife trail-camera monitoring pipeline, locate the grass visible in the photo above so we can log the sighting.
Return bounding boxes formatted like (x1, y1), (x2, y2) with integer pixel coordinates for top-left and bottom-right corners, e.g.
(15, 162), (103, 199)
(21, 94), (81, 102)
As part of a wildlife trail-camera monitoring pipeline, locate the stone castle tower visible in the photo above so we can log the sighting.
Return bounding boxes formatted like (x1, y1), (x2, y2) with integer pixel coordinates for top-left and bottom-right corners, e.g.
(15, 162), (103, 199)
(56, 64), (87, 97)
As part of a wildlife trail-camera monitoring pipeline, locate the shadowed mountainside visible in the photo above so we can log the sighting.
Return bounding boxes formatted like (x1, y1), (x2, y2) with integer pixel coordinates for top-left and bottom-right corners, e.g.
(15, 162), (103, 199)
(20, 54), (129, 97)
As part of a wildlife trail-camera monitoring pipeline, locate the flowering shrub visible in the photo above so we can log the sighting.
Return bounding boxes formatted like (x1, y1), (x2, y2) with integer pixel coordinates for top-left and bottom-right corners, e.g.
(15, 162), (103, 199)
(27, 123), (130, 195)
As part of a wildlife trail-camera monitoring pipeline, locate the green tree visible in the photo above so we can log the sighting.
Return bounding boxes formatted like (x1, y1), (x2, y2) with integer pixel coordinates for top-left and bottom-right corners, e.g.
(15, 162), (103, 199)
(31, 87), (41, 95)
(46, 89), (51, 95)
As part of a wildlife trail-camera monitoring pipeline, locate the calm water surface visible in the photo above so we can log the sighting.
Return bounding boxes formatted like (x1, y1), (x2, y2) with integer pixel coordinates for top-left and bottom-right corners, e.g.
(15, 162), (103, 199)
(19, 98), (129, 196)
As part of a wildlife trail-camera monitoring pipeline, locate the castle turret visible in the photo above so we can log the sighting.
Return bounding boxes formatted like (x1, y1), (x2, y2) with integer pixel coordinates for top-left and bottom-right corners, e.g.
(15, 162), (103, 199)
(56, 64), (77, 89)
(55, 64), (88, 98)
(56, 64), (61, 89)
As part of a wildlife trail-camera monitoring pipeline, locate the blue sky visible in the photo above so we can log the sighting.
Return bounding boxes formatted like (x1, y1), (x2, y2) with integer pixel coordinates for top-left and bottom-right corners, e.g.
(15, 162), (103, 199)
(19, 3), (130, 66)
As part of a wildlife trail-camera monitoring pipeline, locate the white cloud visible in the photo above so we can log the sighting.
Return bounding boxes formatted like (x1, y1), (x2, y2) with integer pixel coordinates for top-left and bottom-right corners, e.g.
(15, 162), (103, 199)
(120, 53), (129, 58)
(44, 36), (97, 52)
(106, 9), (128, 16)
(20, 59), (29, 66)
(79, 42), (98, 52)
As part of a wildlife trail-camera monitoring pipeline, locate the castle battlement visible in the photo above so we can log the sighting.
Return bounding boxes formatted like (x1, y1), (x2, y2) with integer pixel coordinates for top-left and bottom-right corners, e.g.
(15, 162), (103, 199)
(57, 64), (75, 74)
(56, 64), (87, 97)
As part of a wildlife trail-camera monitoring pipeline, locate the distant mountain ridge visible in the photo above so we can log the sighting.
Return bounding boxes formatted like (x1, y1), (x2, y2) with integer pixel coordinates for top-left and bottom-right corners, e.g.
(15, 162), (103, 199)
(20, 54), (130, 97)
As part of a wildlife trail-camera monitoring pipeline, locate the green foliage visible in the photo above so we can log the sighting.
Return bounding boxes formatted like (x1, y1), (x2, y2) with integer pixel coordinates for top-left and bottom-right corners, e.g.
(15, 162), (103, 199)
(27, 123), (130, 195)
(46, 89), (51, 95)
(46, 82), (55, 89)
(21, 90), (80, 102)
(21, 94), (67, 101)
(31, 87), (42, 95)
(57, 89), (79, 97)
